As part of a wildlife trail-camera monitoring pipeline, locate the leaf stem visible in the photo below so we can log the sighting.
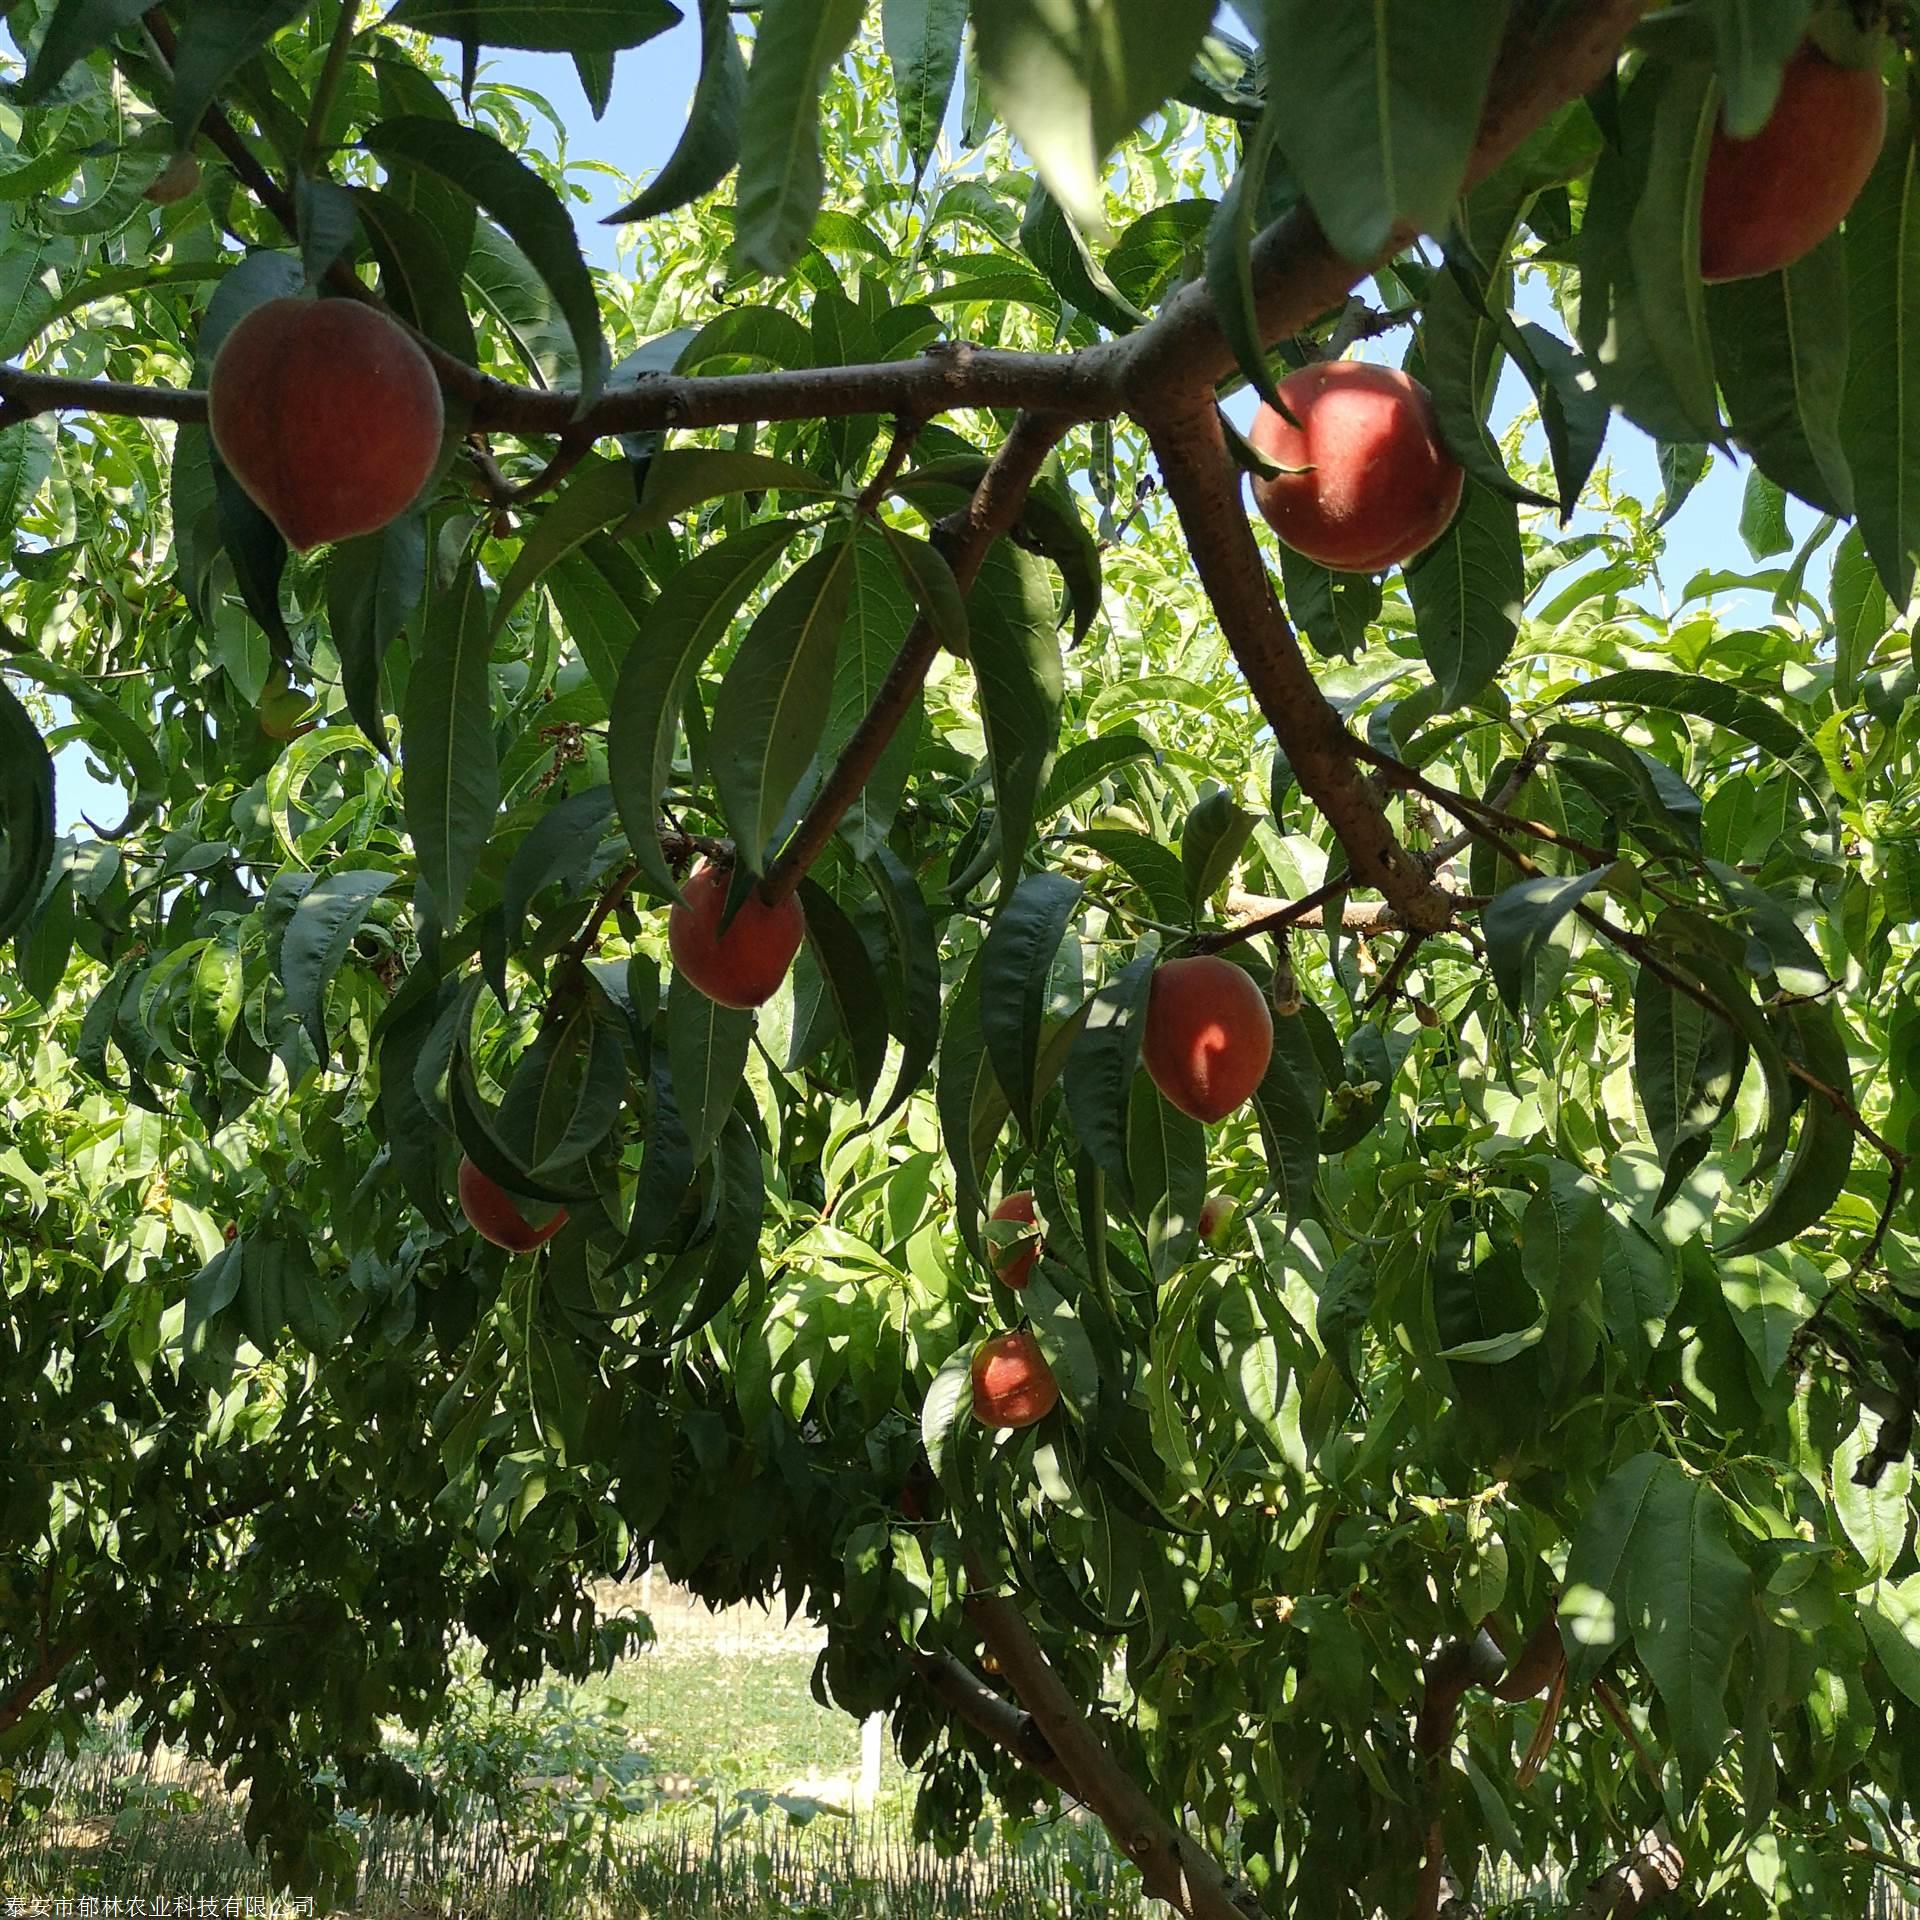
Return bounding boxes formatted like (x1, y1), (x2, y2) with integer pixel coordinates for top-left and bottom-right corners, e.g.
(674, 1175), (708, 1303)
(300, 0), (363, 177)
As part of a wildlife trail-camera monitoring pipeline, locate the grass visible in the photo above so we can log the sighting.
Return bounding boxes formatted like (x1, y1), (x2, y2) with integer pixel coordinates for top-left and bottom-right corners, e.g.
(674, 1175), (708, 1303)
(0, 1622), (1146, 1920)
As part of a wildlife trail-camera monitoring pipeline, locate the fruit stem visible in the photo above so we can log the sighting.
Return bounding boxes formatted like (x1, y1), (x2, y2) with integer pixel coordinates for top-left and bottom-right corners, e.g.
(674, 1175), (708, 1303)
(301, 0), (363, 177)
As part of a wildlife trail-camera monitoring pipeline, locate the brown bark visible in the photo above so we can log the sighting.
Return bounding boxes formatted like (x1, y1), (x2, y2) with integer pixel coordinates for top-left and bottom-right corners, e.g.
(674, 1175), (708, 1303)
(0, 1645), (75, 1737)
(1567, 1839), (1684, 1918)
(758, 410), (1069, 905)
(1146, 407), (1455, 936)
(962, 1557), (1256, 1920)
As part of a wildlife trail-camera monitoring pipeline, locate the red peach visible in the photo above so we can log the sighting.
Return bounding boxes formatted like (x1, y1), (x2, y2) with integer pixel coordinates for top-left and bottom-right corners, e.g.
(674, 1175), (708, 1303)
(1141, 956), (1274, 1125)
(209, 297), (444, 552)
(458, 1156), (567, 1254)
(1248, 361), (1463, 574)
(988, 1191), (1041, 1290)
(1700, 42), (1887, 284)
(667, 861), (807, 1010)
(970, 1331), (1059, 1431)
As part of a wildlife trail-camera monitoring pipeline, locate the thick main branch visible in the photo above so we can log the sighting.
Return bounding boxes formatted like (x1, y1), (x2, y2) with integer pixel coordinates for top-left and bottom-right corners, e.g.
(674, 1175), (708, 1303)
(964, 1558), (1252, 1920)
(1147, 406), (1454, 935)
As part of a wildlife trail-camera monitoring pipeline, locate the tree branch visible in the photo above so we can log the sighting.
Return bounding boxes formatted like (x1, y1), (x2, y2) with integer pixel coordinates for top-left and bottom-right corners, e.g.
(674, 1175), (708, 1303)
(0, 1643), (76, 1737)
(760, 411), (1069, 905)
(910, 1651), (1080, 1800)
(963, 1559), (1254, 1920)
(1565, 1838), (1683, 1918)
(1145, 406), (1454, 935)
(30, 1), (1652, 449)
(1119, 0), (1655, 411)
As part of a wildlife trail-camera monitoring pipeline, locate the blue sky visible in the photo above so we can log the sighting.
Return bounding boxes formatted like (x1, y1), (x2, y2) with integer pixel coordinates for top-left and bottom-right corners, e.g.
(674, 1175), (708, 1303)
(49, 21), (1806, 828)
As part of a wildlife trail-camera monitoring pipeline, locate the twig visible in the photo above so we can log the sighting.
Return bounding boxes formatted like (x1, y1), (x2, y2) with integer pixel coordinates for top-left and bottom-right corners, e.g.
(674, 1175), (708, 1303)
(1190, 878), (1347, 954)
(1429, 737), (1550, 864)
(0, 1642), (77, 1737)
(1363, 933), (1424, 1015)
(1144, 407), (1455, 936)
(300, 0), (363, 175)
(853, 416), (925, 519)
(759, 412), (1069, 905)
(1592, 1678), (1665, 1792)
(502, 433), (595, 509)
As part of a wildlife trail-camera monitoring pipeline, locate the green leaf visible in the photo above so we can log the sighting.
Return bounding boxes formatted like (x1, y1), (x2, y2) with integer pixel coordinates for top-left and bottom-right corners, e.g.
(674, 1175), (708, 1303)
(168, 1), (312, 146)
(970, 543), (1066, 893)
(1738, 467), (1792, 561)
(1839, 80), (1920, 606)
(866, 848), (942, 1122)
(327, 513), (426, 754)
(936, 951), (1002, 1260)
(1064, 954), (1154, 1210)
(401, 561), (498, 933)
(971, 0), (1215, 236)
(1719, 1250), (1817, 1384)
(1061, 830), (1188, 924)
(922, 1347), (975, 1487)
(1634, 961), (1745, 1193)
(797, 877), (890, 1108)
(0, 681), (55, 948)
(1831, 524), (1890, 705)
(1862, 1575), (1920, 1709)
(1556, 669), (1829, 813)
(279, 869), (397, 1058)
(1181, 788), (1258, 911)
(823, 531), (924, 864)
(1708, 0), (1814, 137)
(1710, 236), (1854, 517)
(574, 48), (615, 119)
(671, 1109), (765, 1341)
(708, 537), (855, 870)
(1024, 1268), (1100, 1421)
(20, 0), (149, 101)
(1265, 0), (1511, 265)
(1021, 183), (1149, 336)
(501, 786), (615, 952)
(366, 117), (609, 408)
(1128, 1070), (1206, 1280)
(1205, 105), (1286, 411)
(878, 523), (969, 660)
(1407, 478), (1524, 707)
(387, 0), (681, 50)
(1597, 1218), (1679, 1377)
(1483, 869), (1609, 1013)
(1251, 1048), (1319, 1232)
(604, 0), (745, 222)
(882, 0), (966, 179)
(1560, 1451), (1669, 1689)
(981, 871), (1083, 1145)
(666, 970), (753, 1167)
(1628, 1468), (1752, 1800)
(1719, 1002), (1855, 1256)
(493, 458), (641, 634)
(607, 519), (796, 901)
(632, 448), (836, 528)
(1517, 323), (1610, 519)
(1577, 58), (1723, 445)
(732, 0), (866, 275)
(1039, 734), (1155, 819)
(1836, 1411), (1914, 1580)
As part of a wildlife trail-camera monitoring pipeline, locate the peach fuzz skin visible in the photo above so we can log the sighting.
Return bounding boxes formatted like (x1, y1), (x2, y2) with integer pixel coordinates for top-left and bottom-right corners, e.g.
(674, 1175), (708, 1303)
(1141, 956), (1275, 1126)
(208, 298), (444, 552)
(1248, 361), (1463, 574)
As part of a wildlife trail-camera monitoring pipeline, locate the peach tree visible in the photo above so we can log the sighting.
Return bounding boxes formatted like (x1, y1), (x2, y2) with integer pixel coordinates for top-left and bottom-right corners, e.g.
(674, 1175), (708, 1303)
(3, 2), (1920, 1915)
